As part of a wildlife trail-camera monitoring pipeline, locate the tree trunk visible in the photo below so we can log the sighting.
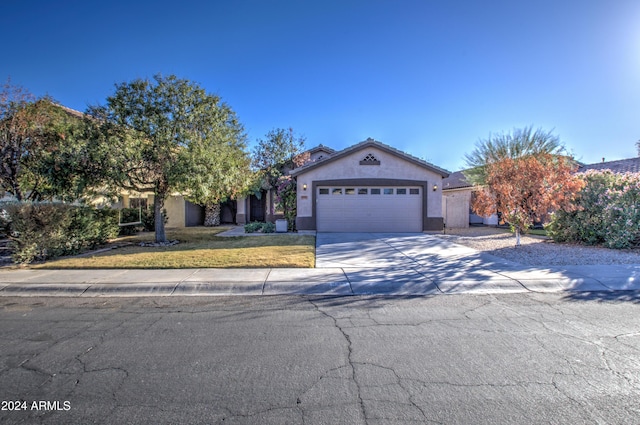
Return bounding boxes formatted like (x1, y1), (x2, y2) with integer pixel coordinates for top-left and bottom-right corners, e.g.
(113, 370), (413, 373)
(204, 203), (221, 227)
(515, 226), (521, 247)
(154, 194), (167, 243)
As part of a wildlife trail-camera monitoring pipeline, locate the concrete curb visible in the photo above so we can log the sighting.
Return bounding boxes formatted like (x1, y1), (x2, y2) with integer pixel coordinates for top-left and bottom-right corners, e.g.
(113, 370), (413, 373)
(0, 266), (638, 297)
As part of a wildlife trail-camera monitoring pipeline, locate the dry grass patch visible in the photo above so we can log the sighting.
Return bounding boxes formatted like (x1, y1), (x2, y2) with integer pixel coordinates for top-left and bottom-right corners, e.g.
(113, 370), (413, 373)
(35, 227), (315, 269)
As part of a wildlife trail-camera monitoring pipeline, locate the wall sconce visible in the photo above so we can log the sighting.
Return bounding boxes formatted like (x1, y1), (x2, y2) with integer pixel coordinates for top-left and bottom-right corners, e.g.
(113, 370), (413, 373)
(432, 184), (438, 192)
(303, 184), (307, 191)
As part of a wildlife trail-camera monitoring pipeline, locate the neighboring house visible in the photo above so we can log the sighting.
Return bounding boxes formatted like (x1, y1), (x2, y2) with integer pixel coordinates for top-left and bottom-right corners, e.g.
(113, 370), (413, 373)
(443, 156), (640, 229)
(288, 138), (450, 232)
(442, 171), (497, 229)
(577, 157), (640, 174)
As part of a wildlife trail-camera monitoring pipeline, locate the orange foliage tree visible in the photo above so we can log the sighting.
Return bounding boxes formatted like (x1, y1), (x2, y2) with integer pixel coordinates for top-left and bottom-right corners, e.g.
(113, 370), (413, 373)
(471, 153), (584, 245)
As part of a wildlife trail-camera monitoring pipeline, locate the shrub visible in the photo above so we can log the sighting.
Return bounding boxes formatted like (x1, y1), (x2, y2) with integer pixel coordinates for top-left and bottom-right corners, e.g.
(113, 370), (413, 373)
(118, 208), (143, 235)
(90, 208), (120, 245)
(546, 170), (640, 249)
(143, 208), (168, 232)
(261, 222), (275, 233)
(244, 222), (264, 233)
(1, 202), (120, 264)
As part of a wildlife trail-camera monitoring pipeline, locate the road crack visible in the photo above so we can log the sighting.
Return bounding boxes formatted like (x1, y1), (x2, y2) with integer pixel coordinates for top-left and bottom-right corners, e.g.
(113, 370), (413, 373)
(308, 299), (367, 424)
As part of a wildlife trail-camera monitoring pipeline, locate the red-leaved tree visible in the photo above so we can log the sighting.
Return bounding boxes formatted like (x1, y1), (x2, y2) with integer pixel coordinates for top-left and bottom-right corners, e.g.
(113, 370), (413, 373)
(471, 153), (584, 246)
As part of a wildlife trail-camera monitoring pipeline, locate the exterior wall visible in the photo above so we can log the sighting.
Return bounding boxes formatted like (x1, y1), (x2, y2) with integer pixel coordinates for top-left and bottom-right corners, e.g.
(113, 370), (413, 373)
(295, 147), (444, 231)
(443, 188), (471, 228)
(164, 195), (186, 227)
(444, 188), (499, 227)
(236, 195), (247, 224)
(185, 200), (204, 227)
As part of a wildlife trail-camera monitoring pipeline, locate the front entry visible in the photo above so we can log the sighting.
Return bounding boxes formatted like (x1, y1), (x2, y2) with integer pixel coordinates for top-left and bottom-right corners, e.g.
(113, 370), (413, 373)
(249, 193), (266, 222)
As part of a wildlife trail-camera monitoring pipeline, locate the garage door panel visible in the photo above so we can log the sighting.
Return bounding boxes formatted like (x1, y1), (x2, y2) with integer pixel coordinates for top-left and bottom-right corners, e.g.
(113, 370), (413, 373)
(317, 186), (422, 232)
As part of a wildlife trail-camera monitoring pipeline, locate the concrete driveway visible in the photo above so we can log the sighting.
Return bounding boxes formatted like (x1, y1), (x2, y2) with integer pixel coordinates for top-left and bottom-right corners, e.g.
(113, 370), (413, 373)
(315, 233), (616, 295)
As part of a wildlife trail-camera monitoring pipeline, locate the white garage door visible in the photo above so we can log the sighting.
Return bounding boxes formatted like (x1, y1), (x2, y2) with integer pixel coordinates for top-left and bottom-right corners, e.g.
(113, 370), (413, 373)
(316, 186), (422, 232)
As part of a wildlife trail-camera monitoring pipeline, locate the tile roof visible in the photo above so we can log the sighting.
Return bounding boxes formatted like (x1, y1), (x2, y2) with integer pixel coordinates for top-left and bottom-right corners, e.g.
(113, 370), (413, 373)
(578, 157), (640, 174)
(306, 144), (336, 155)
(442, 170), (472, 190)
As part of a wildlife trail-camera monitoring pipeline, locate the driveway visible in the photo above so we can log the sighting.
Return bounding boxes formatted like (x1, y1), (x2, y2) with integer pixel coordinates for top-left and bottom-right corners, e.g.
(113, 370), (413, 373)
(315, 233), (616, 294)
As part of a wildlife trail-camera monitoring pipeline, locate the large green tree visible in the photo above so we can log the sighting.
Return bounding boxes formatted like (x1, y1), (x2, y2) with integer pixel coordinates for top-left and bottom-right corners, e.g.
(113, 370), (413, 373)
(0, 79), (96, 202)
(88, 74), (249, 242)
(464, 126), (564, 186)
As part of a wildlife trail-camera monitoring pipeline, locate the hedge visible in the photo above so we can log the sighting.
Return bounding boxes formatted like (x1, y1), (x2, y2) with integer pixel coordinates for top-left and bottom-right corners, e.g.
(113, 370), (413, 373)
(546, 170), (640, 249)
(1, 201), (120, 264)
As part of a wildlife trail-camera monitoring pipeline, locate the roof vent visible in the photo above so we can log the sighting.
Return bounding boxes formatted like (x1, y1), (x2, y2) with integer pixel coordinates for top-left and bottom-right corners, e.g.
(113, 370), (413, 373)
(360, 153), (380, 165)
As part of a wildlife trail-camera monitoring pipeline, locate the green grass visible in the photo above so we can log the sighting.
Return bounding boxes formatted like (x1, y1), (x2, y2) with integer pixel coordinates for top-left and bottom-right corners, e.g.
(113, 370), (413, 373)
(35, 226), (315, 269)
(527, 228), (548, 237)
(504, 227), (547, 237)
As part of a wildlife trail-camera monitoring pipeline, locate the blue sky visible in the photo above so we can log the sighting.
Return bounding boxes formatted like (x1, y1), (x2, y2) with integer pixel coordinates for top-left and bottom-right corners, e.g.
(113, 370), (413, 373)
(3, 0), (639, 172)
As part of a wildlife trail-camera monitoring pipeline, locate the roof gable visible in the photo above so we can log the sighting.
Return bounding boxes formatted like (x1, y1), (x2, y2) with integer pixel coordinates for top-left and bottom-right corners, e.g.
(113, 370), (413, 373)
(306, 144), (336, 156)
(291, 138), (450, 177)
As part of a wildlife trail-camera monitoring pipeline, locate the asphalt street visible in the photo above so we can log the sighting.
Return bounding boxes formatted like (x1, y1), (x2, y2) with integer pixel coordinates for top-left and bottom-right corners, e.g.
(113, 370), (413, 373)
(1, 293), (640, 424)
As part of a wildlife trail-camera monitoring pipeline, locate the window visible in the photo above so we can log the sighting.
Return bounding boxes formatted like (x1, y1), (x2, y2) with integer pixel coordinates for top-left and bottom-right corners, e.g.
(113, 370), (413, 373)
(130, 198), (148, 209)
(409, 188), (420, 195)
(332, 188), (343, 195)
(383, 188), (393, 195)
(371, 188), (381, 195)
(319, 188), (329, 195)
(396, 188), (407, 195)
(345, 188), (355, 195)
(358, 188), (368, 195)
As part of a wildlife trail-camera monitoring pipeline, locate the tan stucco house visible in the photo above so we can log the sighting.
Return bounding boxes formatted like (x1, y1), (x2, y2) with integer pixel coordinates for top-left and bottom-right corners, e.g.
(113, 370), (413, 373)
(281, 138), (450, 232)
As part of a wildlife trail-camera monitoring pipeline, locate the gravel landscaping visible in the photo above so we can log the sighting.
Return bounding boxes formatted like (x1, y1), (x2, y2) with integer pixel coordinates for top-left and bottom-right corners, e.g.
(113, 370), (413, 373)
(436, 226), (640, 266)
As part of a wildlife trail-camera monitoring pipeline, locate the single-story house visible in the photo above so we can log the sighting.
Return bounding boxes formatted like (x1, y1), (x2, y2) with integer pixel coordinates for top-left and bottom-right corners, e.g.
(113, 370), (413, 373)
(442, 156), (640, 229)
(282, 138), (450, 232)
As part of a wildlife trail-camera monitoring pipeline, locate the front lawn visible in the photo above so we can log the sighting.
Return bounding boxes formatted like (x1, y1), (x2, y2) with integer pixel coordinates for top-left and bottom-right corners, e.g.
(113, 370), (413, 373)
(35, 227), (315, 269)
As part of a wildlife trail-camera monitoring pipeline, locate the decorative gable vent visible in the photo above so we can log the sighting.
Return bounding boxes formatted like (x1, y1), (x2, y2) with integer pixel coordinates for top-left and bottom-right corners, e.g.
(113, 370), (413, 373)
(360, 153), (380, 165)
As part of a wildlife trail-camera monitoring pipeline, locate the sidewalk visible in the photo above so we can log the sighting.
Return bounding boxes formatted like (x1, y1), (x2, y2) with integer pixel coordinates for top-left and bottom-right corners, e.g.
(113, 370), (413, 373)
(0, 263), (638, 297)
